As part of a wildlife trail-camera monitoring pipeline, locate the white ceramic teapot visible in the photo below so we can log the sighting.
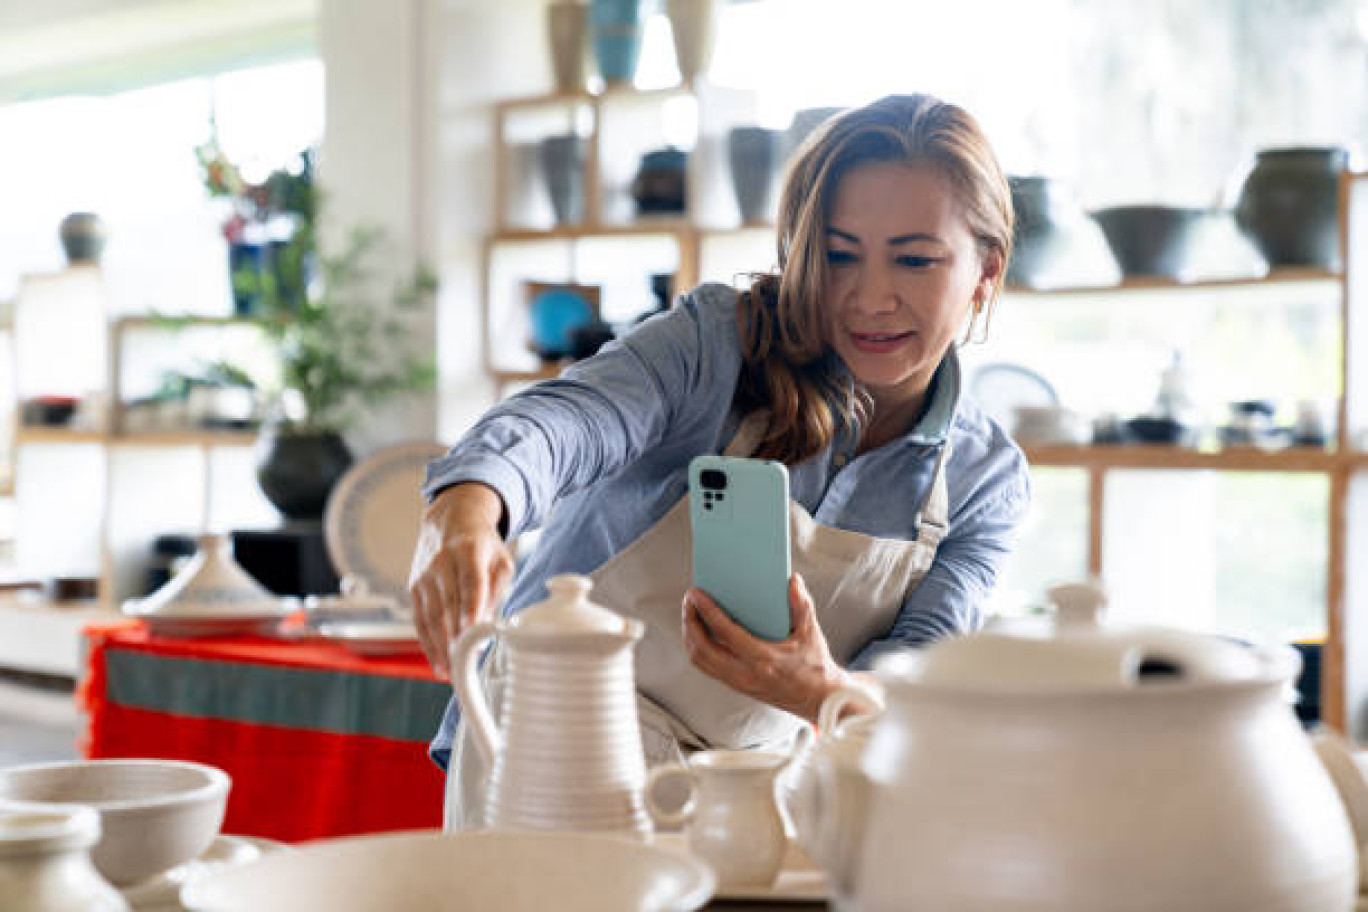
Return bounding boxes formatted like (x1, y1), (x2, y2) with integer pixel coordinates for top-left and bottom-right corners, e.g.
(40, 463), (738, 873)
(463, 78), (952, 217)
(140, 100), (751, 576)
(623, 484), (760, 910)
(808, 581), (1359, 912)
(449, 574), (652, 838)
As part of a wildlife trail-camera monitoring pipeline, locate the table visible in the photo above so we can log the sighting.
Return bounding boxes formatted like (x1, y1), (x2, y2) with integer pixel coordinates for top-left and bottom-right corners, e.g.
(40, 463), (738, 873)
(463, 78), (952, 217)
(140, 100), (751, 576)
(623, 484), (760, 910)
(79, 622), (449, 842)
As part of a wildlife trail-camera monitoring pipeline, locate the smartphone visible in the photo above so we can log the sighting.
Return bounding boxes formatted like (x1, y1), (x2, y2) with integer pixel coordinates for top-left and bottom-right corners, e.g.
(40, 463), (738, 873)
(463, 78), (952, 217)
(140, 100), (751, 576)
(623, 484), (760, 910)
(688, 454), (792, 642)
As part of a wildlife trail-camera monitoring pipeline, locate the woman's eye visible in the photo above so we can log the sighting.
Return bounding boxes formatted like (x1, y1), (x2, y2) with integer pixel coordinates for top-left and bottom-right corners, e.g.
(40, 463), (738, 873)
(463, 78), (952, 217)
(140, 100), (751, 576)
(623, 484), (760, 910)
(896, 255), (938, 269)
(826, 250), (858, 265)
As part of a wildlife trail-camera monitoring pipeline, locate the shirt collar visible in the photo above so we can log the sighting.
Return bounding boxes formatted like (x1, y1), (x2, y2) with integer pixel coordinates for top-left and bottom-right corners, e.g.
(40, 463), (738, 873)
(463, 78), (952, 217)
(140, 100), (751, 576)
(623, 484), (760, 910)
(905, 347), (961, 445)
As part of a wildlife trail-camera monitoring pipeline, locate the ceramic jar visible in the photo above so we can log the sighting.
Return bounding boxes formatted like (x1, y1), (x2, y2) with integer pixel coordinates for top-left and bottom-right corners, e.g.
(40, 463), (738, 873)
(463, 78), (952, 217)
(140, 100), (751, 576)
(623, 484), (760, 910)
(589, 0), (646, 86)
(1235, 147), (1348, 270)
(630, 146), (688, 215)
(727, 127), (781, 225)
(1007, 176), (1081, 289)
(664, 0), (717, 84)
(540, 134), (586, 225)
(546, 1), (588, 94)
(450, 574), (652, 838)
(809, 582), (1358, 912)
(58, 212), (107, 265)
(0, 807), (128, 912)
(646, 750), (789, 889)
(1091, 205), (1205, 280)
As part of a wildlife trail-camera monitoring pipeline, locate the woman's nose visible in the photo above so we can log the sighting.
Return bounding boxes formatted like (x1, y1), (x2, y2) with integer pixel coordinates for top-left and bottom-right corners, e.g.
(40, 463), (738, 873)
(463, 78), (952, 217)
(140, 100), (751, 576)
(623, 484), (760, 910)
(851, 263), (898, 314)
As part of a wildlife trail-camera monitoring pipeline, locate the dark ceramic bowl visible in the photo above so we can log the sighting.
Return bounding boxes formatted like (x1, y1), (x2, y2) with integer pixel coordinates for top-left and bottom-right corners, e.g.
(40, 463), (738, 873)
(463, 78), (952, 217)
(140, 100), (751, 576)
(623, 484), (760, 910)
(1124, 416), (1194, 446)
(1091, 205), (1206, 280)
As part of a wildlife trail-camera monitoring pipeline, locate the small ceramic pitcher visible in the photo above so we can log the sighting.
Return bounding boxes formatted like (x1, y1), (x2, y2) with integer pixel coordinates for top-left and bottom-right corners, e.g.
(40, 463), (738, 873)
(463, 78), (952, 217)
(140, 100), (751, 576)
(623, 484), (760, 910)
(0, 806), (128, 912)
(645, 750), (788, 889)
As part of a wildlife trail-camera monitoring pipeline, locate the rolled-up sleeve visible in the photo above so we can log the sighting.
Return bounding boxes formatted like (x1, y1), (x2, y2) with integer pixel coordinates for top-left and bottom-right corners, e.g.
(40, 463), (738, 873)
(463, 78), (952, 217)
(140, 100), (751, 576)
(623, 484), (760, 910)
(849, 464), (1030, 670)
(422, 286), (732, 539)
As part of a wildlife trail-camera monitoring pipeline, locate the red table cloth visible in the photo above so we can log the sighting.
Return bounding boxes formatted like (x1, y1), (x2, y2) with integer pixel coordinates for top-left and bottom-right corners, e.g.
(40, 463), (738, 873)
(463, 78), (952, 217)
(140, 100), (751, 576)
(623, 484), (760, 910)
(79, 622), (449, 842)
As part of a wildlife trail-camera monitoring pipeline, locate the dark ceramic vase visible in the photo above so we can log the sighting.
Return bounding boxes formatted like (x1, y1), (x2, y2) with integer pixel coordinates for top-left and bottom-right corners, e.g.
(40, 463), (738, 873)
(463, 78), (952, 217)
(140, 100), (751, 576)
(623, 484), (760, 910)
(58, 212), (107, 264)
(255, 425), (354, 521)
(728, 127), (781, 225)
(1007, 176), (1078, 288)
(590, 0), (645, 85)
(1235, 147), (1348, 270)
(540, 134), (586, 225)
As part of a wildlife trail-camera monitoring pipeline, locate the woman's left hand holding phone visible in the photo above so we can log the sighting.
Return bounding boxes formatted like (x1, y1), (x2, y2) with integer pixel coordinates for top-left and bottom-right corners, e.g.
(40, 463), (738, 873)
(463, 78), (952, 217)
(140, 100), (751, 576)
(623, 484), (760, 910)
(408, 482), (515, 680)
(683, 573), (854, 724)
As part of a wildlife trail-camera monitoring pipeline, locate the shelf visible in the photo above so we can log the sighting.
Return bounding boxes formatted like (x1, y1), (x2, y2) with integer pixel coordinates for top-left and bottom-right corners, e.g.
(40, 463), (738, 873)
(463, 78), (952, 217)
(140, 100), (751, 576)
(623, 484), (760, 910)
(14, 427), (107, 444)
(112, 314), (261, 333)
(1022, 443), (1342, 473)
(109, 430), (259, 448)
(492, 220), (699, 242)
(494, 83), (693, 114)
(15, 428), (258, 447)
(1004, 267), (1342, 296)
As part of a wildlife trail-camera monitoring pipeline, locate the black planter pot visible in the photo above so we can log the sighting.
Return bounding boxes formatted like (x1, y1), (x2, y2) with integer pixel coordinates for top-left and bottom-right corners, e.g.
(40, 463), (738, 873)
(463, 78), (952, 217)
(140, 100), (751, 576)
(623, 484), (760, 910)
(255, 427), (354, 521)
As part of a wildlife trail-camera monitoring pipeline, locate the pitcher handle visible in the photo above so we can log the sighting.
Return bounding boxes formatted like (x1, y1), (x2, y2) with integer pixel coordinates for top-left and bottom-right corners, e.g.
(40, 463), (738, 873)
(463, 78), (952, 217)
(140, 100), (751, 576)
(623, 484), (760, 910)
(817, 681), (885, 737)
(645, 763), (698, 831)
(449, 622), (502, 767)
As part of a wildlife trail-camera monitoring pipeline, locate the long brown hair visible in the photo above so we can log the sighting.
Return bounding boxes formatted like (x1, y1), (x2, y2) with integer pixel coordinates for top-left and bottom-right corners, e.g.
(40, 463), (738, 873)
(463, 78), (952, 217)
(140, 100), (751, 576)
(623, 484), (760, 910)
(735, 94), (1014, 465)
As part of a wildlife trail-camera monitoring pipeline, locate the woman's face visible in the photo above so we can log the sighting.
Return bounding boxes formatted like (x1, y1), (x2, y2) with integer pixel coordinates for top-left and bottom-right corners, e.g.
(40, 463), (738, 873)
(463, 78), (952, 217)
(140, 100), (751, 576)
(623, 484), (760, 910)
(822, 161), (999, 413)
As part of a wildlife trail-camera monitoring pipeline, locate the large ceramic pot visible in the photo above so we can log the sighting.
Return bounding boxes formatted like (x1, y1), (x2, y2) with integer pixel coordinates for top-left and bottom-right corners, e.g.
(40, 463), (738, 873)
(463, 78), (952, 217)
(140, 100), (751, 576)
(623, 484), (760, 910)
(1235, 146), (1348, 270)
(664, 0), (717, 84)
(630, 146), (688, 215)
(539, 134), (586, 225)
(1007, 176), (1081, 289)
(806, 582), (1359, 912)
(254, 425), (354, 522)
(727, 126), (781, 225)
(546, 1), (588, 94)
(589, 0), (646, 86)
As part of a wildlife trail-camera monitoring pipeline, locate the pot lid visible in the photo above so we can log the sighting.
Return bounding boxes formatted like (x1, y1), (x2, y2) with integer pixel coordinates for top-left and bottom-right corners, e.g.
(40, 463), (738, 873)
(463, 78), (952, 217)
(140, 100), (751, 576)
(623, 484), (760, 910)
(305, 575), (401, 618)
(125, 534), (286, 619)
(878, 580), (1289, 691)
(508, 574), (640, 638)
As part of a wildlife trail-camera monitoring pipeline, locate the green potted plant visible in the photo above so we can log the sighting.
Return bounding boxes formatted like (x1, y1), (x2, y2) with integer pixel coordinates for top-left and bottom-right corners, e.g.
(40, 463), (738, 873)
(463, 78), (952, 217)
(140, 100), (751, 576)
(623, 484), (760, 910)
(197, 138), (436, 520)
(249, 223), (437, 521)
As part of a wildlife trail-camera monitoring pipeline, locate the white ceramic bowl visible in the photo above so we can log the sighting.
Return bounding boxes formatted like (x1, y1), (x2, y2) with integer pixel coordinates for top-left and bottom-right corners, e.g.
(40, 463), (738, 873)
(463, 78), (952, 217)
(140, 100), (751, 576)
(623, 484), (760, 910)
(182, 829), (714, 912)
(0, 759), (230, 886)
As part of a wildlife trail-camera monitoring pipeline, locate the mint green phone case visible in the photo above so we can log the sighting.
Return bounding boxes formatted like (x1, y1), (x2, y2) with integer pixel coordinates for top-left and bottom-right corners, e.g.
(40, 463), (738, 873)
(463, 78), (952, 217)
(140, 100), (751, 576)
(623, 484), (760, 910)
(689, 455), (792, 642)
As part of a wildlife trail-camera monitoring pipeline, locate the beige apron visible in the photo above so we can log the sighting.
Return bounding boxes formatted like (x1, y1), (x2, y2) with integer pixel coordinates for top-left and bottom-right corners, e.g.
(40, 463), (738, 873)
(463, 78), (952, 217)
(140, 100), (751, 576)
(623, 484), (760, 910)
(444, 412), (951, 830)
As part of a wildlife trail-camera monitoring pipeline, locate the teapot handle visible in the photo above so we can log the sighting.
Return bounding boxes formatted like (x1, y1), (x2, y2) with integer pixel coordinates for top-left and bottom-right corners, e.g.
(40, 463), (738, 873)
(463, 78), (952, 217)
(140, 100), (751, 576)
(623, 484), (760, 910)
(449, 622), (502, 767)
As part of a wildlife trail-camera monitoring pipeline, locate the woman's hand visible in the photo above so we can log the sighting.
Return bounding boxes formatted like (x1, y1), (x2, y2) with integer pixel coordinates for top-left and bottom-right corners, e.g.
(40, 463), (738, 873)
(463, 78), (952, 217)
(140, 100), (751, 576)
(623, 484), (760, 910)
(682, 573), (852, 724)
(407, 483), (515, 679)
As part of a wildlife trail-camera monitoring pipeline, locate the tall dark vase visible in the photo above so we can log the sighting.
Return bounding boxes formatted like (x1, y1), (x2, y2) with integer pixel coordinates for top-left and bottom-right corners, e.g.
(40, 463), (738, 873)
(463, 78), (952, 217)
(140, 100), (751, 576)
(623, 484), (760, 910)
(1234, 146), (1348, 270)
(254, 425), (354, 522)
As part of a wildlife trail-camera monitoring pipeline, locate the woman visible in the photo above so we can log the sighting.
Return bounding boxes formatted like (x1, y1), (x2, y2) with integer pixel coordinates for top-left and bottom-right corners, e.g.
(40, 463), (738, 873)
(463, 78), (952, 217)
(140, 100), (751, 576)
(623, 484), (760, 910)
(409, 93), (1030, 823)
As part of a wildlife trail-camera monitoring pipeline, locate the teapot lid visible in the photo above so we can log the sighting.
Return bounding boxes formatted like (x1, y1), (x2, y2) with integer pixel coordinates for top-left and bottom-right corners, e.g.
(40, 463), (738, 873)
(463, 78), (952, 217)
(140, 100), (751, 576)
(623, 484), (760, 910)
(509, 574), (639, 637)
(878, 580), (1293, 691)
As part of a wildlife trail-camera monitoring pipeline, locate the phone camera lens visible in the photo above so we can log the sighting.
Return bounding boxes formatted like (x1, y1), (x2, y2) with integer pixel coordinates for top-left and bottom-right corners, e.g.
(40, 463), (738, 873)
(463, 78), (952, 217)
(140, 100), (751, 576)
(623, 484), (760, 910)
(701, 469), (727, 490)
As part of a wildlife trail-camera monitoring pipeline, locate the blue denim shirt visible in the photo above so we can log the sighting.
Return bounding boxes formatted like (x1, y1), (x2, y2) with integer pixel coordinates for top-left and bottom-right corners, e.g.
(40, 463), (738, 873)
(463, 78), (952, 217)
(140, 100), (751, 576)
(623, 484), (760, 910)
(424, 282), (1030, 766)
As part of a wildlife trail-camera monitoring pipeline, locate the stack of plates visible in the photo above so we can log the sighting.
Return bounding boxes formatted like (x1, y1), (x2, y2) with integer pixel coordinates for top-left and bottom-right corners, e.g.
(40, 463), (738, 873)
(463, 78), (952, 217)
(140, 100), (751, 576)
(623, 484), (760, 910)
(123, 535), (291, 637)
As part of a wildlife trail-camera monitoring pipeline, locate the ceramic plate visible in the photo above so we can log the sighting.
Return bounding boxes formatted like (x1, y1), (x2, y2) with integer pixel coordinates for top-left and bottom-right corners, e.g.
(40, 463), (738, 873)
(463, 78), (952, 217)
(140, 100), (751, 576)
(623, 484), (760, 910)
(655, 833), (827, 903)
(182, 829), (713, 912)
(122, 834), (290, 911)
(323, 442), (448, 611)
(315, 621), (423, 657)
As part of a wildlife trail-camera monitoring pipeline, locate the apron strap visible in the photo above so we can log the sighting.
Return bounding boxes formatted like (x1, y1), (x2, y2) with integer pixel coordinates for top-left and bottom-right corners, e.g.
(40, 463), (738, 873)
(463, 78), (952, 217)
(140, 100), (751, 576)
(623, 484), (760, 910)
(723, 411), (772, 459)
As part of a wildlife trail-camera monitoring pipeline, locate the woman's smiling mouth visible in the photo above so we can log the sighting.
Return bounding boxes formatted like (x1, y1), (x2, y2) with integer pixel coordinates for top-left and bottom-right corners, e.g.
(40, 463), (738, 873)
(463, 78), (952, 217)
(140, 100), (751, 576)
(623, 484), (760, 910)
(849, 329), (916, 354)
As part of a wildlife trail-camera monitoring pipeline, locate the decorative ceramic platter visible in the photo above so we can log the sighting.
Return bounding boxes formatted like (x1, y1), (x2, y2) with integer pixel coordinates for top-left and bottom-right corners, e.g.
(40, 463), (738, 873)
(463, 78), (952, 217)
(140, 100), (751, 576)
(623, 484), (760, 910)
(122, 834), (290, 911)
(316, 621), (423, 657)
(655, 833), (827, 904)
(181, 829), (714, 912)
(323, 442), (448, 611)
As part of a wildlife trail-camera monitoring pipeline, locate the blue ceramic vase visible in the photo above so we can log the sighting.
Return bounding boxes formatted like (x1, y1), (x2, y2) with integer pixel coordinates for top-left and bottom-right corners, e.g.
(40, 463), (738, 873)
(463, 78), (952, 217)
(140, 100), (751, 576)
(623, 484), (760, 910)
(590, 0), (646, 85)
